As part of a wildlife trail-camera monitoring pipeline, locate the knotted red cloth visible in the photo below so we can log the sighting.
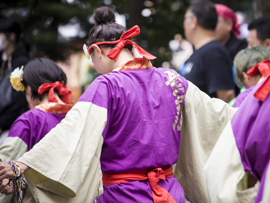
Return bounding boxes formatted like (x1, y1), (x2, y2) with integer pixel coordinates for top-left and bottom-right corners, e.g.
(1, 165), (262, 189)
(215, 4), (241, 37)
(247, 59), (270, 78)
(87, 25), (156, 61)
(102, 166), (176, 203)
(38, 81), (71, 103)
(247, 59), (270, 102)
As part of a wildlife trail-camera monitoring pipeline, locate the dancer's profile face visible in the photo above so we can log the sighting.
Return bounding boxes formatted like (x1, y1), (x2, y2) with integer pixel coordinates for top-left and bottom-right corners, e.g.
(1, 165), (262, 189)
(90, 46), (112, 75)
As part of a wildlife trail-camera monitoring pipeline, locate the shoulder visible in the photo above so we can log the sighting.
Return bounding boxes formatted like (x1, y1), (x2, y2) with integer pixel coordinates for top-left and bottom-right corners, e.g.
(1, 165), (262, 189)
(206, 41), (229, 53)
(14, 108), (47, 124)
(8, 109), (46, 137)
(204, 41), (231, 62)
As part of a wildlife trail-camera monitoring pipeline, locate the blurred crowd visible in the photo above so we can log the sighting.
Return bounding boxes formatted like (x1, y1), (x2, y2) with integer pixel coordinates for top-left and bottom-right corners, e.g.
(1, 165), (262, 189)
(0, 1), (270, 202)
(1, 0), (270, 147)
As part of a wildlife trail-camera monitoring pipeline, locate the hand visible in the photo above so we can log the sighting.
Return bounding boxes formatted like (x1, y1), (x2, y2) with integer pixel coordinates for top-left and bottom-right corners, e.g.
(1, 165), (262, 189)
(0, 162), (14, 181)
(0, 179), (13, 195)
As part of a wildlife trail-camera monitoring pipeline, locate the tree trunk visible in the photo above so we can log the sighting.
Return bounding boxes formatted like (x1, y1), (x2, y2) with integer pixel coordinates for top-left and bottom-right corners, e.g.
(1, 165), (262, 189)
(126, 0), (144, 41)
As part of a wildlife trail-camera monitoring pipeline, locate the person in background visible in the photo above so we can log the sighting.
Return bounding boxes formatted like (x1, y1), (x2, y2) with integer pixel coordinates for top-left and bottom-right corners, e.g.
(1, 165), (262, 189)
(231, 46), (270, 107)
(0, 58), (73, 202)
(247, 17), (270, 50)
(215, 4), (247, 61)
(181, 0), (235, 103)
(0, 18), (29, 143)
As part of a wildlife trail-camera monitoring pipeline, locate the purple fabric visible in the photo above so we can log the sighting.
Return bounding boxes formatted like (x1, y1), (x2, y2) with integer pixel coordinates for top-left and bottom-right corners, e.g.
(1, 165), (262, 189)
(255, 159), (270, 203)
(232, 86), (255, 108)
(231, 81), (270, 180)
(8, 108), (66, 150)
(79, 68), (188, 202)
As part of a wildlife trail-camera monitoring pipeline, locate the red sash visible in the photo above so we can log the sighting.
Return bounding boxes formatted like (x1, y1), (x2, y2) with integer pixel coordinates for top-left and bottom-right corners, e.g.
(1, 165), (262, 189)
(102, 166), (176, 203)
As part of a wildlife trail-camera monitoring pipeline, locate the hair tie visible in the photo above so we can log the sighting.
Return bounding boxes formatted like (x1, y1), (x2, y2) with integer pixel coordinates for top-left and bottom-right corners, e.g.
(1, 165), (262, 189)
(38, 81), (71, 103)
(247, 59), (270, 102)
(247, 59), (270, 78)
(84, 25), (156, 61)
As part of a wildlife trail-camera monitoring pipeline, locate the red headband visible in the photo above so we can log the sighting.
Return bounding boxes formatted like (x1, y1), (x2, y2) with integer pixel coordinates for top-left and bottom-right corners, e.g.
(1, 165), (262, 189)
(215, 4), (240, 37)
(38, 81), (71, 103)
(247, 59), (270, 102)
(247, 59), (270, 78)
(87, 25), (156, 61)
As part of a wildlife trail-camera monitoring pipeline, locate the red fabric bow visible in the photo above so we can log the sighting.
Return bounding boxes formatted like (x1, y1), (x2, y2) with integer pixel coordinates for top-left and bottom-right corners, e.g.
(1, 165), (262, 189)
(247, 60), (270, 102)
(38, 81), (71, 103)
(247, 59), (270, 78)
(215, 4), (241, 37)
(254, 76), (270, 102)
(87, 25), (156, 61)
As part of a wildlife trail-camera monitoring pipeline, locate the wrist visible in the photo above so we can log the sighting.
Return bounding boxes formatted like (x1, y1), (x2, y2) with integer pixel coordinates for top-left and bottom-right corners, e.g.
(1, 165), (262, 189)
(17, 162), (29, 172)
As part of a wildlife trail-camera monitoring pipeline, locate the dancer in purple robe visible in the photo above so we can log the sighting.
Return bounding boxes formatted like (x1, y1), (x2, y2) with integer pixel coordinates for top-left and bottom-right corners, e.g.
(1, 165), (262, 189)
(205, 65), (270, 202)
(0, 58), (73, 202)
(0, 7), (236, 203)
(232, 46), (270, 107)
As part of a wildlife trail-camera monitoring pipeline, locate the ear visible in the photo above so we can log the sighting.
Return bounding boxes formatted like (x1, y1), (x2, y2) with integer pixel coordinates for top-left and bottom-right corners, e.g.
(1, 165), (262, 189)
(191, 16), (198, 29)
(91, 44), (102, 57)
(242, 72), (251, 81)
(263, 38), (270, 50)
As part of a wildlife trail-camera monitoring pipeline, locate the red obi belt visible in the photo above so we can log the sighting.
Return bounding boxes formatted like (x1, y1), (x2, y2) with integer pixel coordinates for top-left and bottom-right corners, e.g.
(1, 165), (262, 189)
(102, 166), (176, 203)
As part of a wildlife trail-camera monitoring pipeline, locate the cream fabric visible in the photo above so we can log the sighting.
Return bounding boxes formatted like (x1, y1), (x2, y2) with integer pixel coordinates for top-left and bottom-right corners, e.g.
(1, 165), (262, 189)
(0, 136), (28, 203)
(204, 121), (259, 203)
(261, 164), (270, 203)
(18, 102), (106, 203)
(0, 130), (9, 145)
(0, 136), (28, 163)
(173, 81), (237, 203)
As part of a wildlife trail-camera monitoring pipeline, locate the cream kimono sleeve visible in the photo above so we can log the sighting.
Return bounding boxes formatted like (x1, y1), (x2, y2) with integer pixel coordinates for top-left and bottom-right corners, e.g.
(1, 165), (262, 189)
(0, 138), (27, 203)
(173, 81), (237, 203)
(18, 101), (106, 203)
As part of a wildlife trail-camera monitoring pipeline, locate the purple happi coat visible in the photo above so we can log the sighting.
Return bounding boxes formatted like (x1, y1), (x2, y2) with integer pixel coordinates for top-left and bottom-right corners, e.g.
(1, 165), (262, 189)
(8, 109), (66, 150)
(231, 78), (270, 200)
(232, 86), (255, 108)
(78, 67), (188, 203)
(0, 108), (67, 203)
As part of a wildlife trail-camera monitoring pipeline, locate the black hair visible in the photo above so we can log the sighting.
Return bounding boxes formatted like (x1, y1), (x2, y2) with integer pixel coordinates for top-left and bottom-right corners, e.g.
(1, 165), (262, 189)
(0, 18), (21, 42)
(22, 58), (67, 100)
(86, 6), (132, 54)
(248, 17), (270, 43)
(189, 0), (217, 31)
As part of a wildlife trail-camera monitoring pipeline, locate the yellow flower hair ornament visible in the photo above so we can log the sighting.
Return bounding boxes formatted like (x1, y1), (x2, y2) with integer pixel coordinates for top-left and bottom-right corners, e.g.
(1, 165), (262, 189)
(10, 66), (25, 91)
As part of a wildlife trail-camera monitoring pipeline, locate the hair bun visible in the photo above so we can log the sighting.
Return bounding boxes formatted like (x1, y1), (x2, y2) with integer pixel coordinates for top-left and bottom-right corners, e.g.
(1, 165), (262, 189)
(94, 7), (116, 25)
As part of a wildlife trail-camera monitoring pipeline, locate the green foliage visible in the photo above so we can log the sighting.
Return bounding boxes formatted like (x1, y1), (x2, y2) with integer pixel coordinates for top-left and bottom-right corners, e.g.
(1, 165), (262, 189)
(0, 0), (251, 67)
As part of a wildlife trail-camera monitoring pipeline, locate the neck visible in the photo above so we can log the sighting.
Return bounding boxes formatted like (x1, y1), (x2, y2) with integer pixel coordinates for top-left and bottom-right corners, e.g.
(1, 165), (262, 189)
(40, 93), (65, 105)
(112, 49), (134, 70)
(2, 43), (16, 61)
(219, 32), (231, 45)
(192, 28), (217, 50)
